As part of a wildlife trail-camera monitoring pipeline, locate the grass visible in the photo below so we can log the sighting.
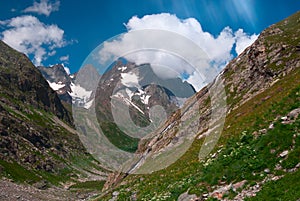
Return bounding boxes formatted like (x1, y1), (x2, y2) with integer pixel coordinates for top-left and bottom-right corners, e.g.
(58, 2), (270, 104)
(0, 159), (41, 184)
(100, 122), (139, 153)
(70, 180), (105, 191)
(246, 170), (300, 201)
(0, 94), (109, 188)
(99, 62), (300, 200)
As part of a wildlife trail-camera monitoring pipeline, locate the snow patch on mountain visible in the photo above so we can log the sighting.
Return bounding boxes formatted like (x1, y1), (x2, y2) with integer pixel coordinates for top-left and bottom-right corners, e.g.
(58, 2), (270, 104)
(118, 66), (127, 71)
(68, 83), (93, 109)
(135, 89), (151, 105)
(84, 99), (94, 109)
(112, 92), (145, 114)
(121, 72), (139, 88)
(69, 83), (92, 99)
(47, 81), (65, 91)
(124, 88), (151, 105)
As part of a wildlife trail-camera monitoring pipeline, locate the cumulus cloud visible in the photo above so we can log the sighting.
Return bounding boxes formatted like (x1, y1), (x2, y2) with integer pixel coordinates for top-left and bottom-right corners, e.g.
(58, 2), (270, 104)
(0, 15), (66, 66)
(235, 29), (258, 55)
(98, 13), (258, 91)
(23, 0), (60, 17)
(60, 55), (69, 62)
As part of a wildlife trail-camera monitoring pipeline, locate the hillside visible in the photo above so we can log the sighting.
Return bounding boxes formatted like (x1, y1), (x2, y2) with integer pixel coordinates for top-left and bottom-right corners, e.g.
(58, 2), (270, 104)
(99, 11), (300, 201)
(0, 41), (108, 200)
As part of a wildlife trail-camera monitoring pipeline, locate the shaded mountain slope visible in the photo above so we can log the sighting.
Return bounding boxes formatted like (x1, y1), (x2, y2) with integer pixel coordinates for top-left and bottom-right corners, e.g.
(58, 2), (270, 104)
(0, 41), (72, 124)
(0, 40), (108, 199)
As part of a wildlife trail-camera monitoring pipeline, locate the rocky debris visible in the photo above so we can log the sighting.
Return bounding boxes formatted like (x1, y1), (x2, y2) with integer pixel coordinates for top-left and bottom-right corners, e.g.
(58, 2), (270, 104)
(283, 162), (300, 173)
(0, 179), (86, 201)
(264, 168), (271, 174)
(102, 172), (125, 192)
(108, 191), (119, 201)
(130, 191), (137, 201)
(279, 150), (289, 158)
(177, 192), (198, 201)
(258, 128), (267, 134)
(268, 123), (274, 129)
(223, 160), (300, 201)
(232, 180), (247, 192)
(281, 108), (300, 124)
(227, 174), (284, 201)
(33, 180), (48, 190)
(207, 180), (247, 200)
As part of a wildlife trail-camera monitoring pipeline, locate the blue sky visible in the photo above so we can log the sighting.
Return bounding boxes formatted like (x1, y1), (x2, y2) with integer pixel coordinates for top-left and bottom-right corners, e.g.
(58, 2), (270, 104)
(0, 0), (299, 75)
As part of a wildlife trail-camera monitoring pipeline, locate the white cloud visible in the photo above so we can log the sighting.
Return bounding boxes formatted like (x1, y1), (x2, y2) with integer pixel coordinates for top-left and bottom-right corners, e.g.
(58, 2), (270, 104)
(23, 0), (60, 17)
(0, 15), (66, 66)
(235, 29), (258, 55)
(60, 55), (69, 62)
(98, 13), (257, 91)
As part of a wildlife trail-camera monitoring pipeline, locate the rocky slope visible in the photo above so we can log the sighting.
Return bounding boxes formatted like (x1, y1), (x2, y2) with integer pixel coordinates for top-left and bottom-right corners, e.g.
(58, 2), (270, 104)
(0, 40), (108, 200)
(100, 11), (300, 201)
(0, 42), (72, 124)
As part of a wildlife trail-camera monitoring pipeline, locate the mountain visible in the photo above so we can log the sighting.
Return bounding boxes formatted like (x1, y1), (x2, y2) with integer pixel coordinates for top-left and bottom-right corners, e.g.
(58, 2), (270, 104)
(0, 40), (108, 200)
(39, 59), (196, 153)
(38, 64), (98, 110)
(37, 64), (74, 104)
(93, 60), (196, 152)
(0, 45), (72, 124)
(100, 11), (300, 200)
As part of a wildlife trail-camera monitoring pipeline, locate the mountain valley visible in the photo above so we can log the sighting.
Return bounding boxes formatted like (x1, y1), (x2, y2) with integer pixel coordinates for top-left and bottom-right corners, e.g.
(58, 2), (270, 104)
(0, 10), (299, 201)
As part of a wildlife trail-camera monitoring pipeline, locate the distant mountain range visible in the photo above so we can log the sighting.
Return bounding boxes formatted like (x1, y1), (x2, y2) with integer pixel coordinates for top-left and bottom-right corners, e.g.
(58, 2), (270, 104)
(38, 60), (196, 153)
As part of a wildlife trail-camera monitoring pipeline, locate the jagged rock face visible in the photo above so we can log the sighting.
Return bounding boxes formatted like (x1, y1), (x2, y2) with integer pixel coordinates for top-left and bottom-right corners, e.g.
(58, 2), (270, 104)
(223, 15), (300, 111)
(38, 64), (73, 104)
(0, 41), (72, 124)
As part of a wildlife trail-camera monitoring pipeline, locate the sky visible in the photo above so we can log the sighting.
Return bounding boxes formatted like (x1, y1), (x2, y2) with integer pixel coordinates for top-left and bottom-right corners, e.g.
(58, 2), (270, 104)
(0, 0), (299, 85)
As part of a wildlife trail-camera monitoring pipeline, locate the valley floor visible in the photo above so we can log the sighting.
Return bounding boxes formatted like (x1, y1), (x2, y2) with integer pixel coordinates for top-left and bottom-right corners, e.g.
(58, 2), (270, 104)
(0, 179), (96, 201)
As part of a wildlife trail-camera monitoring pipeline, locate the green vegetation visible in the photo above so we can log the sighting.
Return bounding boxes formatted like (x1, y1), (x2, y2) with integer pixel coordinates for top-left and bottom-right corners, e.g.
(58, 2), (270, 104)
(99, 55), (300, 200)
(70, 180), (105, 191)
(101, 122), (139, 153)
(0, 159), (41, 184)
(246, 170), (300, 201)
(0, 93), (107, 189)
